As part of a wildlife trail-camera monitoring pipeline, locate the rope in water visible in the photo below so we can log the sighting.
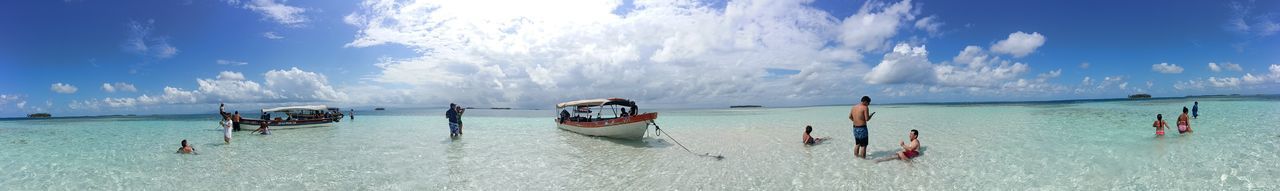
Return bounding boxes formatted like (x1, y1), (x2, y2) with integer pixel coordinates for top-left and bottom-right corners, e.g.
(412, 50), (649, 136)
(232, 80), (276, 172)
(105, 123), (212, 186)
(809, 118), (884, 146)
(650, 121), (724, 160)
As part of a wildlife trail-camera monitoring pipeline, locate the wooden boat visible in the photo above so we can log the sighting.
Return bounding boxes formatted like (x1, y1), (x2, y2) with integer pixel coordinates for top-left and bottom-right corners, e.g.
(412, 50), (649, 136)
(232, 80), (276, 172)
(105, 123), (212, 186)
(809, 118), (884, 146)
(554, 98), (657, 140)
(236, 105), (341, 129)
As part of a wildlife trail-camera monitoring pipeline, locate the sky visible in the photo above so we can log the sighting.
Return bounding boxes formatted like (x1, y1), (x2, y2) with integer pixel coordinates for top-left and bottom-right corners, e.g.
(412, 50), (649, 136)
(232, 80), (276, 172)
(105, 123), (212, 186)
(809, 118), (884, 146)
(0, 0), (1278, 117)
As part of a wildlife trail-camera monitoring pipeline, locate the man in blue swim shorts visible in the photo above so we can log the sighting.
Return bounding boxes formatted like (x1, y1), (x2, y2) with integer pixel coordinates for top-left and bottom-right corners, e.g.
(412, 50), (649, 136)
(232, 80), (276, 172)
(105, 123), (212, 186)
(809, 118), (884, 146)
(849, 96), (875, 159)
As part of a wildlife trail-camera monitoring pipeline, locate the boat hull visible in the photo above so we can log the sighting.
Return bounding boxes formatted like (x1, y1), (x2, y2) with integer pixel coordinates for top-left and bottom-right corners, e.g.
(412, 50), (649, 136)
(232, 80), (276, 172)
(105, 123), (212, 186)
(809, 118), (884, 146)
(557, 113), (656, 140)
(237, 118), (335, 129)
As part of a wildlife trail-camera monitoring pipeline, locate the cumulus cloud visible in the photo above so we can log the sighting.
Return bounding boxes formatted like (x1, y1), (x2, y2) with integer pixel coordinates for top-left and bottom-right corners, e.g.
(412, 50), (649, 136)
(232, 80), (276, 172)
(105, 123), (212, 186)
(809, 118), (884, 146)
(89, 68), (346, 108)
(1151, 63), (1184, 74)
(101, 82), (138, 93)
(1079, 62), (1090, 69)
(217, 59), (249, 66)
(838, 0), (919, 51)
(990, 31), (1045, 58)
(51, 83), (78, 94)
(865, 43), (935, 84)
(341, 0), (959, 107)
(1209, 62), (1243, 72)
(230, 0), (309, 27)
(263, 31), (284, 39)
(122, 19), (178, 59)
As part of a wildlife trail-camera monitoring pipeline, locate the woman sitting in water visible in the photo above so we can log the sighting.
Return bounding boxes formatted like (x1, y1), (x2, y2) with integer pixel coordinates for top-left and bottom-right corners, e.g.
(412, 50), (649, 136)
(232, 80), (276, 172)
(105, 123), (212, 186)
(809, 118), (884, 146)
(802, 125), (827, 145)
(252, 121), (271, 135)
(1152, 114), (1168, 136)
(177, 140), (196, 154)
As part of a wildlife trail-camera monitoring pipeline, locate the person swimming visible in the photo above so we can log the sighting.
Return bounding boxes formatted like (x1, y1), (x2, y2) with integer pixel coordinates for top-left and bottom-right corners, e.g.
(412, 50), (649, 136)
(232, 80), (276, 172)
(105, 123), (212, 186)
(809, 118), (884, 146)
(1152, 114), (1168, 136)
(803, 125), (827, 145)
(1177, 107), (1192, 134)
(177, 139), (196, 154)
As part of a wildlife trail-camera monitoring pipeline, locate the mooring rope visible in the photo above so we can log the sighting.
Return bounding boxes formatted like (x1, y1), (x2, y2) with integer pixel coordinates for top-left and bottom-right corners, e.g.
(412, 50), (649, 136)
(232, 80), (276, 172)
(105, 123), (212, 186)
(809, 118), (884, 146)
(650, 121), (724, 160)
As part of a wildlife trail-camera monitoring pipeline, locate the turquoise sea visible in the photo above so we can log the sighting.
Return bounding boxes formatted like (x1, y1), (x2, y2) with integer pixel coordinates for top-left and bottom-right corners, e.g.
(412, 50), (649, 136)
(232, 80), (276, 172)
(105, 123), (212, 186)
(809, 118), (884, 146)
(2, 96), (1278, 190)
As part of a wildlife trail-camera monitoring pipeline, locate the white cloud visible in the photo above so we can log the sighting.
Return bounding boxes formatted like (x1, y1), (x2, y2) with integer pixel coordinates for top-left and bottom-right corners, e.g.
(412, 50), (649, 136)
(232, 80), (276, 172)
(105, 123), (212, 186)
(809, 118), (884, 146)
(913, 15), (943, 35)
(263, 31), (284, 39)
(235, 0), (309, 27)
(0, 94), (19, 105)
(89, 68), (346, 108)
(935, 45), (1029, 87)
(865, 43), (935, 84)
(1079, 62), (1090, 69)
(16, 101), (26, 109)
(1207, 77), (1241, 88)
(264, 67), (347, 101)
(101, 82), (138, 93)
(216, 59), (249, 66)
(123, 19), (178, 59)
(1081, 76), (1093, 86)
(838, 0), (919, 51)
(1208, 62), (1243, 72)
(1227, 1), (1279, 37)
(51, 83), (78, 94)
(1270, 64), (1280, 79)
(990, 31), (1045, 58)
(341, 0), (947, 107)
(218, 71), (246, 81)
(1151, 62), (1184, 74)
(1036, 69), (1061, 81)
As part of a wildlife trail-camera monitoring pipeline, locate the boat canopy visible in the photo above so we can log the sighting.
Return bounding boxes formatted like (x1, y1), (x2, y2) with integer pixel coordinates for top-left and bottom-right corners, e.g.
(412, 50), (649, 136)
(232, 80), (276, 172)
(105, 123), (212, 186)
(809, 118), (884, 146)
(262, 105), (329, 112)
(555, 98), (636, 108)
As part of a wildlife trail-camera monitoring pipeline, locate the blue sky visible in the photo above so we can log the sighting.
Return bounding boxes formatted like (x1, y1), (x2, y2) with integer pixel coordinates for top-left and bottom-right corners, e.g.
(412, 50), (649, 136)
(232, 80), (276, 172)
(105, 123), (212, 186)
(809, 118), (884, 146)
(1, 0), (1278, 117)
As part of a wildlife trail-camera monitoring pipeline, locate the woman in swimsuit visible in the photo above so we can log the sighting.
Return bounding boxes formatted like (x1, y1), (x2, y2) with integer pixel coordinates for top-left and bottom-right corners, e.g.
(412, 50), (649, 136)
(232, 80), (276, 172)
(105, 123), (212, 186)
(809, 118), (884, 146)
(1177, 107), (1192, 134)
(803, 125), (826, 145)
(1152, 114), (1167, 136)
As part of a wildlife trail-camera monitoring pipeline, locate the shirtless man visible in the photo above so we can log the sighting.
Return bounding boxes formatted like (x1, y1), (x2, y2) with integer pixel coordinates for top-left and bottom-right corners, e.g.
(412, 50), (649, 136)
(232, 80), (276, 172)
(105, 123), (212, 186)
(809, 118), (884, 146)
(1177, 107), (1192, 134)
(177, 140), (196, 154)
(877, 130), (920, 163)
(849, 96), (875, 159)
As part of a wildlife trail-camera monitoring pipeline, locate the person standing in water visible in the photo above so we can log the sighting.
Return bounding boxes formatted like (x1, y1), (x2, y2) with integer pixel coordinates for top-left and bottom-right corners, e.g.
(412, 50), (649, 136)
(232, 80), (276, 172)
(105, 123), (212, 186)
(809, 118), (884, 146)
(1152, 114), (1168, 136)
(447, 103), (461, 137)
(1178, 107), (1192, 134)
(849, 96), (875, 159)
(1192, 101), (1199, 119)
(232, 111), (242, 131)
(222, 114), (233, 144)
(349, 109), (355, 120)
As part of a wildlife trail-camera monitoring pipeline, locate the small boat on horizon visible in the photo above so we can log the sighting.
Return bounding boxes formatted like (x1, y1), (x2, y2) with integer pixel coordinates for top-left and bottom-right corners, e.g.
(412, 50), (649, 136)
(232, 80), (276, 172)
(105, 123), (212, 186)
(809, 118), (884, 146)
(374, 107), (386, 111)
(236, 105), (342, 129)
(554, 98), (656, 140)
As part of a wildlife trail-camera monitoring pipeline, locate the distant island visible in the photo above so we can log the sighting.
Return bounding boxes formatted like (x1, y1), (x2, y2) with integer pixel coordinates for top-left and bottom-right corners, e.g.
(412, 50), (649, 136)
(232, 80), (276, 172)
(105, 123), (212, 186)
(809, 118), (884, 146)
(489, 107), (512, 110)
(27, 113), (51, 118)
(374, 107), (386, 111)
(729, 105), (763, 108)
(1128, 94), (1152, 99)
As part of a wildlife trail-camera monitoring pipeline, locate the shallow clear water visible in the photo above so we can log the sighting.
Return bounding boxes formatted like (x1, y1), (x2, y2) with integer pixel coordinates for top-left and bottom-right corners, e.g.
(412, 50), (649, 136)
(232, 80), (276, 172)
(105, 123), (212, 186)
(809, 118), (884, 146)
(2, 97), (1278, 190)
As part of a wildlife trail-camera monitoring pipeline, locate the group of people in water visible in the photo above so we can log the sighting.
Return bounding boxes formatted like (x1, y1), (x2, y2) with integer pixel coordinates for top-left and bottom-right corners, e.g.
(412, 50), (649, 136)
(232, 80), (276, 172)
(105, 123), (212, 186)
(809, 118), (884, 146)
(802, 96), (921, 163)
(447, 103), (466, 137)
(1153, 101), (1199, 136)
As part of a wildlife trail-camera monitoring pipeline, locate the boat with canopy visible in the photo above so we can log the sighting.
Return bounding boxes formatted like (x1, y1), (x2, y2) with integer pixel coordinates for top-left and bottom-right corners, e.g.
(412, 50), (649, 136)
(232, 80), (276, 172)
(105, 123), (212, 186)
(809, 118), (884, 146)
(554, 98), (657, 140)
(236, 105), (342, 128)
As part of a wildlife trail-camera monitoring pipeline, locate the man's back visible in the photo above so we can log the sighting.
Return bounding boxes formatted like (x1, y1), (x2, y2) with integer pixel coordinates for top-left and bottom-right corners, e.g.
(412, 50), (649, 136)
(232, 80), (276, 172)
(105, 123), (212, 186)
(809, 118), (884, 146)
(850, 104), (867, 126)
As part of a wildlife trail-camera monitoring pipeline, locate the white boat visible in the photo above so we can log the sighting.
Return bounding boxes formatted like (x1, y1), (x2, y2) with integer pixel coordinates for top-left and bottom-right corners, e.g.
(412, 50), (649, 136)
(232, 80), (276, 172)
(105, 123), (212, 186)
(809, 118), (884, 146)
(236, 105), (341, 129)
(554, 98), (657, 140)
